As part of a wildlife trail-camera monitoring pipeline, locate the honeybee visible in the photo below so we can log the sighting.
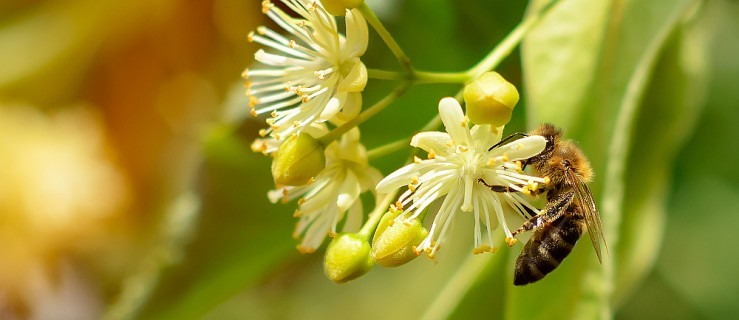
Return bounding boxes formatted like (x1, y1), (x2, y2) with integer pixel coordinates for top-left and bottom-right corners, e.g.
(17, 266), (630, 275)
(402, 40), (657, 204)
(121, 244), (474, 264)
(482, 123), (607, 285)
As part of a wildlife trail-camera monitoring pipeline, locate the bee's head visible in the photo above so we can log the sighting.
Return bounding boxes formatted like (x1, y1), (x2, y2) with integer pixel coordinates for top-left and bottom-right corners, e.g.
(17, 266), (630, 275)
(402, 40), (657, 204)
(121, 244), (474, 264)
(526, 123), (562, 165)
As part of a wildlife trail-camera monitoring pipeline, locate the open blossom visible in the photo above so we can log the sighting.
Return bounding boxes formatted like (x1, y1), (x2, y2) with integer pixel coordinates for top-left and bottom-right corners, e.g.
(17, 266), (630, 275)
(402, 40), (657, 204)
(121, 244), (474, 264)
(269, 128), (382, 253)
(244, 0), (368, 145)
(376, 97), (548, 258)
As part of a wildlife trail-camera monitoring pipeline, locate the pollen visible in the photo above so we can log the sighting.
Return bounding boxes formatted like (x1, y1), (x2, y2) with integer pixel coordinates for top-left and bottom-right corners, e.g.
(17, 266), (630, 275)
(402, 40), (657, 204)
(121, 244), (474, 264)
(261, 0), (273, 14)
(395, 201), (404, 211)
(413, 156), (422, 164)
(308, 1), (318, 11)
(247, 31), (255, 42)
(298, 197), (306, 205)
(410, 176), (419, 185)
(249, 95), (259, 107)
(258, 129), (267, 137)
(543, 176), (551, 184)
(457, 145), (469, 153)
(408, 183), (416, 192)
(289, 40), (297, 48)
(505, 237), (518, 247)
(293, 209), (301, 217)
(427, 149), (436, 159)
(250, 109), (258, 117)
(256, 26), (267, 35)
(297, 245), (315, 254)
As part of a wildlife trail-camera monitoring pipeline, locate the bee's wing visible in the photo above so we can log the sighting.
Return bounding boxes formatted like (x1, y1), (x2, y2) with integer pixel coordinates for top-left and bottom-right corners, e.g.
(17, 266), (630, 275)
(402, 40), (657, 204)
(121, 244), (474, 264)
(568, 172), (608, 263)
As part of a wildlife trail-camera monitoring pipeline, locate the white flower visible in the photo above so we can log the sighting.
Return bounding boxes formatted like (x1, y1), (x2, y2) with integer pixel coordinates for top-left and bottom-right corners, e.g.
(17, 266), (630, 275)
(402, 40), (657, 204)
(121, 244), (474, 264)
(245, 0), (368, 144)
(375, 97), (548, 258)
(269, 128), (382, 253)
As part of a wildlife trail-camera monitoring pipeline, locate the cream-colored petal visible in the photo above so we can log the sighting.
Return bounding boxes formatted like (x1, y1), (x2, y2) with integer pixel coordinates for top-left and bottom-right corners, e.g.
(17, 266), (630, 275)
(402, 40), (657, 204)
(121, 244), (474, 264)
(438, 97), (470, 146)
(376, 162), (440, 193)
(410, 131), (452, 156)
(337, 60), (367, 92)
(333, 92), (362, 122)
(497, 135), (546, 160)
(344, 9), (368, 57)
(336, 170), (361, 212)
(469, 124), (498, 151)
(318, 96), (342, 122)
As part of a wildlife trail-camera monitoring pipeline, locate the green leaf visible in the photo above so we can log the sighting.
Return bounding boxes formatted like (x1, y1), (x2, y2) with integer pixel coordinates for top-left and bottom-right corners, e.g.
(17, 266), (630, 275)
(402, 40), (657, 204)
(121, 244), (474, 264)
(516, 0), (696, 319)
(613, 9), (710, 305)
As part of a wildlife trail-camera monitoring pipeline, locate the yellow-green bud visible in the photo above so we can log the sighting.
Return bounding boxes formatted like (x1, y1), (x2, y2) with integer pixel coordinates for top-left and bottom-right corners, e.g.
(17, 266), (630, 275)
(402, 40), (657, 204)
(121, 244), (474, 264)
(371, 211), (428, 267)
(463, 71), (519, 126)
(322, 0), (364, 16)
(271, 133), (325, 186)
(324, 233), (373, 284)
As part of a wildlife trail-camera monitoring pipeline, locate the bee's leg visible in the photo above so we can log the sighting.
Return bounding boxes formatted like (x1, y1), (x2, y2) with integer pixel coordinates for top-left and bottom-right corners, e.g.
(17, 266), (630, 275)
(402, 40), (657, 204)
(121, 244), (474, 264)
(507, 189), (575, 245)
(488, 132), (529, 151)
(477, 178), (547, 197)
(477, 178), (520, 192)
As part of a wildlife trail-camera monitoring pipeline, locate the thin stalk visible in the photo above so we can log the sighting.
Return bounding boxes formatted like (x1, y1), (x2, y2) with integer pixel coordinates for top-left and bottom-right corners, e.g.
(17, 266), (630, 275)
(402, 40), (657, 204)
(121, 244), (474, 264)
(368, 138), (409, 160)
(413, 70), (470, 84)
(358, 191), (398, 239)
(466, 0), (561, 78)
(358, 3), (412, 74)
(319, 81), (412, 145)
(368, 68), (402, 80)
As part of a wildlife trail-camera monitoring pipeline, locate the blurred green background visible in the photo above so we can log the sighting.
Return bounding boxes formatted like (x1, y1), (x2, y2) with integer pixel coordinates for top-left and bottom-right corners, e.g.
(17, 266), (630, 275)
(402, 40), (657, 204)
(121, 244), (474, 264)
(1, 0), (737, 319)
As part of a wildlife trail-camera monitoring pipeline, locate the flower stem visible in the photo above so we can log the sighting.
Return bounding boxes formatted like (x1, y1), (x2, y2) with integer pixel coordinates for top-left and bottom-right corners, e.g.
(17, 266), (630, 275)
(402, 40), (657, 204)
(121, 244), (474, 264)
(413, 70), (470, 84)
(358, 191), (397, 240)
(319, 81), (412, 145)
(368, 68), (402, 80)
(359, 3), (412, 75)
(465, 0), (561, 78)
(368, 138), (409, 160)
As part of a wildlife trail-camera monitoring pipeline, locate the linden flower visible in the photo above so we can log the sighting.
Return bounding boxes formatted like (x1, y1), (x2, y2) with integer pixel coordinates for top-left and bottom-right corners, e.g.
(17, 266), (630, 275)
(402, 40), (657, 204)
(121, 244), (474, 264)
(269, 128), (382, 253)
(245, 0), (368, 144)
(375, 98), (548, 258)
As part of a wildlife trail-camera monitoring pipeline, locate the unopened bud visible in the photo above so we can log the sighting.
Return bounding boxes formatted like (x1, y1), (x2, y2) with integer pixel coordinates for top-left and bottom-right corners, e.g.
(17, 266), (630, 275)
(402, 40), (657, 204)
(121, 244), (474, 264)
(322, 0), (365, 16)
(463, 71), (519, 126)
(371, 211), (428, 267)
(324, 233), (373, 284)
(271, 133), (325, 186)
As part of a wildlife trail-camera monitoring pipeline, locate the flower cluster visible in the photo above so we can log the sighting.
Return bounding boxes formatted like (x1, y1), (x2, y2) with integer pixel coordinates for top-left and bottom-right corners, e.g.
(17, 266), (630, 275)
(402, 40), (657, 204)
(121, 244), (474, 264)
(245, 0), (368, 151)
(376, 98), (548, 258)
(244, 0), (558, 284)
(268, 128), (382, 253)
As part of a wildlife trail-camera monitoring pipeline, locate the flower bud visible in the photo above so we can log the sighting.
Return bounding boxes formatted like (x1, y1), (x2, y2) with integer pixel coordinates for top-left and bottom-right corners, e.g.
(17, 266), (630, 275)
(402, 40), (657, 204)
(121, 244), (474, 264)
(321, 0), (365, 16)
(324, 233), (374, 283)
(371, 211), (428, 267)
(463, 71), (519, 126)
(271, 133), (325, 186)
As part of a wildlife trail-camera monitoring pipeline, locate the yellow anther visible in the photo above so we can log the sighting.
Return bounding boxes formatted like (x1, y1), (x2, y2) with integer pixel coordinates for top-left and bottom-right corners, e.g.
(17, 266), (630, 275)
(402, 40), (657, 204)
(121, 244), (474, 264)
(293, 209), (301, 217)
(413, 156), (422, 164)
(258, 129), (267, 137)
(428, 149), (436, 159)
(247, 31), (255, 42)
(505, 237), (518, 246)
(298, 197), (306, 205)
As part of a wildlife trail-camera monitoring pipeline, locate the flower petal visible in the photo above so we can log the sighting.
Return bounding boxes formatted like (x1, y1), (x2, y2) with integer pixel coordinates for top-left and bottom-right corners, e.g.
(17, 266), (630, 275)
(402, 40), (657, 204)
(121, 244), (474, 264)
(344, 9), (368, 57)
(497, 135), (546, 160)
(438, 98), (470, 146)
(410, 131), (452, 156)
(337, 60), (367, 92)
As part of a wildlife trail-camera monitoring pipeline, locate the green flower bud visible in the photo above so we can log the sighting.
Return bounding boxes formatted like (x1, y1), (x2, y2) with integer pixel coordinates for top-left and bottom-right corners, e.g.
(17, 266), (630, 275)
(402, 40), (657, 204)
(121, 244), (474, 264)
(463, 71), (519, 126)
(324, 233), (373, 284)
(371, 210), (428, 267)
(271, 133), (325, 186)
(322, 0), (365, 16)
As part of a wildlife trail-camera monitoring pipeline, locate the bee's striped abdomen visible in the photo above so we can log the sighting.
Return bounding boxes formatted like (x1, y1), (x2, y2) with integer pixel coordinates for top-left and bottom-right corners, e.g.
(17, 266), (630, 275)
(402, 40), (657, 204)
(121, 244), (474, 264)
(514, 215), (584, 286)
